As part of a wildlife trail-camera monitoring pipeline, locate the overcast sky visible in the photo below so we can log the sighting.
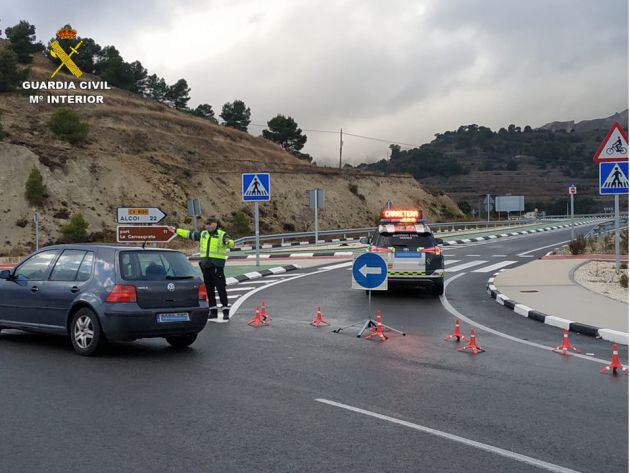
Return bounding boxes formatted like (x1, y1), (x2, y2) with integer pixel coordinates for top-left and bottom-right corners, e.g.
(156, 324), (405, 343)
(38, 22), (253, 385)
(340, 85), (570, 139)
(5, 0), (629, 164)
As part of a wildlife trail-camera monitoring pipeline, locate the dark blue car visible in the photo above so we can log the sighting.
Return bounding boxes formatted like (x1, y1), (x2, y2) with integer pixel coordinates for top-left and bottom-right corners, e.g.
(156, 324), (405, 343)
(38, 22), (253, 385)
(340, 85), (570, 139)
(0, 244), (209, 355)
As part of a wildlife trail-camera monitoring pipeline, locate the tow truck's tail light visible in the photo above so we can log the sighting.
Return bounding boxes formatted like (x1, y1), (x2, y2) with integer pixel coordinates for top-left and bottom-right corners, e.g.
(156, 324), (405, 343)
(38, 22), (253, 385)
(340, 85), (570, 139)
(370, 246), (389, 253)
(198, 283), (208, 302)
(105, 285), (137, 303)
(423, 246), (442, 256)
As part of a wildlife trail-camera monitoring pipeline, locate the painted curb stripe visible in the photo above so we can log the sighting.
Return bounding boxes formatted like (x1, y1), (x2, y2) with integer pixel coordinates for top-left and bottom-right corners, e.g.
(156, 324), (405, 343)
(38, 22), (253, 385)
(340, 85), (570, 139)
(487, 273), (629, 345)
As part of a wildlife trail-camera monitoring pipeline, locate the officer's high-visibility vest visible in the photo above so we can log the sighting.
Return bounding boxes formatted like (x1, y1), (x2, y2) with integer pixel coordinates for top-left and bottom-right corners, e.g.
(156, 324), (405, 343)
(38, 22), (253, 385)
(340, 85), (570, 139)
(176, 228), (234, 260)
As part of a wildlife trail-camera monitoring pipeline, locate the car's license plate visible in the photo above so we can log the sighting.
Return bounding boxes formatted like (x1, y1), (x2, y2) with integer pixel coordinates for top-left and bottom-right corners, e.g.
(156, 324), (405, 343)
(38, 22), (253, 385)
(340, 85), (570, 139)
(156, 312), (190, 323)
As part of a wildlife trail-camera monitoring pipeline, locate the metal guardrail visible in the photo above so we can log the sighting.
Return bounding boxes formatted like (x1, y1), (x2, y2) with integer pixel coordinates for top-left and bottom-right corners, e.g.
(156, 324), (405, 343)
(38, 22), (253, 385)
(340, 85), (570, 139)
(233, 217), (604, 246)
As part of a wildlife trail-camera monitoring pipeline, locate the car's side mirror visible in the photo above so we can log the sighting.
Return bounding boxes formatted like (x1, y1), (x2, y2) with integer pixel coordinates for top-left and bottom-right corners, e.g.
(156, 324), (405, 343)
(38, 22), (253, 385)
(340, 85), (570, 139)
(359, 236), (370, 245)
(435, 238), (444, 246)
(0, 269), (11, 280)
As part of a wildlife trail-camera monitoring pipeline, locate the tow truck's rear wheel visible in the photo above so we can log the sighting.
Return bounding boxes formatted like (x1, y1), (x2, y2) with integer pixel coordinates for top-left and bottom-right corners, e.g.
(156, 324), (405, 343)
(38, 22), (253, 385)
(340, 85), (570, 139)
(432, 279), (444, 296)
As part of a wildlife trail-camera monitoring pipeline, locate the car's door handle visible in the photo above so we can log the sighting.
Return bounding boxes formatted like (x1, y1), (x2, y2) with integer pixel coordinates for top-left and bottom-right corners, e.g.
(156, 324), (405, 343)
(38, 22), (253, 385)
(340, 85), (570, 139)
(30, 286), (39, 293)
(70, 286), (80, 293)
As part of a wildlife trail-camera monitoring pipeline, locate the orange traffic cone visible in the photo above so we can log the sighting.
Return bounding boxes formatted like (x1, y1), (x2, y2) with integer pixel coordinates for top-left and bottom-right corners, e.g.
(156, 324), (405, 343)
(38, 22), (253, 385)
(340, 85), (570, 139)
(457, 328), (485, 354)
(444, 319), (467, 342)
(248, 306), (268, 327)
(261, 301), (271, 322)
(552, 329), (579, 355)
(600, 344), (628, 374)
(310, 306), (330, 327)
(365, 310), (388, 341)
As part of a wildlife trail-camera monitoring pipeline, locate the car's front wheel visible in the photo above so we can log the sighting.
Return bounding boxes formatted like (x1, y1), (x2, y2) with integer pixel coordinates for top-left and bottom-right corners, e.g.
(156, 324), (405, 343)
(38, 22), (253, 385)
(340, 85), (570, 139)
(70, 308), (105, 356)
(165, 333), (198, 349)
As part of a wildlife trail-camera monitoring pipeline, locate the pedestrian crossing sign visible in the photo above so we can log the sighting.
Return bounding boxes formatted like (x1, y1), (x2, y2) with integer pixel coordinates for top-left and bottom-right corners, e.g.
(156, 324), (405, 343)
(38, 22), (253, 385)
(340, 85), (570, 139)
(242, 173), (271, 201)
(599, 162), (629, 195)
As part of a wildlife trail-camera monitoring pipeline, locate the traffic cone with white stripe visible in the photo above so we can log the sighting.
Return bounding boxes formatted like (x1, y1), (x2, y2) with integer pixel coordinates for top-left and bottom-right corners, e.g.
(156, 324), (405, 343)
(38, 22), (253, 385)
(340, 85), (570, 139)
(310, 306), (330, 327)
(365, 310), (388, 341)
(247, 306), (268, 327)
(457, 328), (485, 354)
(553, 329), (579, 355)
(444, 319), (467, 342)
(600, 344), (628, 374)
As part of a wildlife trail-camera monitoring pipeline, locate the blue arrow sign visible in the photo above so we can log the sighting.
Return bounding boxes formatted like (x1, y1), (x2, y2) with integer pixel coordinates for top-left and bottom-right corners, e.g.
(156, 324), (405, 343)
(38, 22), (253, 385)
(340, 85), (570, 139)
(600, 162), (629, 195)
(242, 173), (271, 201)
(352, 252), (388, 290)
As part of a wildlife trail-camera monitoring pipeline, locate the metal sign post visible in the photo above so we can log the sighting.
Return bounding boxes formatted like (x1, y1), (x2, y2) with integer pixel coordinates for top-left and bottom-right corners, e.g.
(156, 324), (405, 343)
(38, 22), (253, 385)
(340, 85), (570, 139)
(568, 185), (576, 240)
(33, 211), (39, 251)
(242, 173), (271, 267)
(254, 201), (260, 267)
(308, 189), (324, 244)
(614, 194), (620, 270)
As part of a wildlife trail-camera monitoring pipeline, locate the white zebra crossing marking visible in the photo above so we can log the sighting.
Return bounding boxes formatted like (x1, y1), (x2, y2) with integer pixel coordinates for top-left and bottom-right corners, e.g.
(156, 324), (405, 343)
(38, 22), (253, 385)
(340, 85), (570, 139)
(443, 260), (461, 266)
(445, 260), (488, 272)
(472, 260), (518, 273)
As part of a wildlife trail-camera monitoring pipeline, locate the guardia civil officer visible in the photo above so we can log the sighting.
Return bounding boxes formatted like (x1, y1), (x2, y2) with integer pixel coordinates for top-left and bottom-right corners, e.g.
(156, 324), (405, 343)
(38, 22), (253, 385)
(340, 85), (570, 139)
(172, 217), (235, 321)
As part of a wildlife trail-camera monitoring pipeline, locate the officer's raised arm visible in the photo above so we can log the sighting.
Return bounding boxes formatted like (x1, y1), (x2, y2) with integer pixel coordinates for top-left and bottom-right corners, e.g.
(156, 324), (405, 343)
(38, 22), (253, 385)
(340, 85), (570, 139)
(173, 226), (201, 241)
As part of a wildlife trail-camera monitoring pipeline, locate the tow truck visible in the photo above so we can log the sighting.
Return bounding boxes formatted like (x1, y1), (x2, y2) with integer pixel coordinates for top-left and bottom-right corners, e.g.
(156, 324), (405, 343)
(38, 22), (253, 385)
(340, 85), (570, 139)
(360, 209), (445, 295)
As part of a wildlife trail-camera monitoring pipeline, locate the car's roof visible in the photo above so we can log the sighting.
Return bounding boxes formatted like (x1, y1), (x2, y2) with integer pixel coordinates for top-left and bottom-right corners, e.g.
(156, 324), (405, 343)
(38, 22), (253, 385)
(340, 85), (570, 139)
(42, 243), (179, 252)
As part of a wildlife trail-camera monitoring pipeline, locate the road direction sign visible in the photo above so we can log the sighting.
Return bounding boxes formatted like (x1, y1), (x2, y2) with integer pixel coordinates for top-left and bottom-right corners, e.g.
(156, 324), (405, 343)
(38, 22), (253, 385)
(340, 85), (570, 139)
(117, 225), (176, 243)
(593, 122), (628, 163)
(117, 207), (166, 224)
(568, 185), (577, 195)
(242, 173), (271, 201)
(599, 162), (629, 195)
(352, 252), (388, 291)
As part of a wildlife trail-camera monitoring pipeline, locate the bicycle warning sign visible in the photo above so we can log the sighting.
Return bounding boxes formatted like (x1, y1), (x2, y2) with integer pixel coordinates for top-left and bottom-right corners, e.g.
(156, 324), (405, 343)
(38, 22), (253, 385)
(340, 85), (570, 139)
(593, 122), (628, 163)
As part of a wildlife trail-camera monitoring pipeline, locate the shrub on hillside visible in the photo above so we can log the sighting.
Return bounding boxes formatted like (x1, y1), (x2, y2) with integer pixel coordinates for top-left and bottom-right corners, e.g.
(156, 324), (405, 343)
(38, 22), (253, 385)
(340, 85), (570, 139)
(24, 166), (48, 206)
(228, 210), (252, 238)
(60, 214), (89, 243)
(47, 109), (89, 144)
(0, 121), (5, 140)
(620, 273), (628, 289)
(568, 235), (586, 255)
(0, 47), (28, 92)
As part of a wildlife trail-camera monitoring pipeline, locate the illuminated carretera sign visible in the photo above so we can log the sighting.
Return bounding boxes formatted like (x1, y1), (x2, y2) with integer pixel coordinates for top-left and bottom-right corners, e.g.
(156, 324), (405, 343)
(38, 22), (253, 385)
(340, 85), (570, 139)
(380, 209), (422, 222)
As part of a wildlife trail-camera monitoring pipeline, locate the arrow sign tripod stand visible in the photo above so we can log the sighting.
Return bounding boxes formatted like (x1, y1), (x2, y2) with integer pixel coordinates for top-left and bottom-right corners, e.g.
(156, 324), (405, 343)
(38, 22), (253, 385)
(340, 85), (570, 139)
(332, 290), (406, 338)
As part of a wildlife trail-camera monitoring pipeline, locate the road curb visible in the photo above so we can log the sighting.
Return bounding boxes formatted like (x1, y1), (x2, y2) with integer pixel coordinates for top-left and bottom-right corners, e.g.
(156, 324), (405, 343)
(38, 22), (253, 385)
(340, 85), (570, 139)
(485, 273), (629, 345)
(225, 264), (300, 286)
(443, 219), (601, 246)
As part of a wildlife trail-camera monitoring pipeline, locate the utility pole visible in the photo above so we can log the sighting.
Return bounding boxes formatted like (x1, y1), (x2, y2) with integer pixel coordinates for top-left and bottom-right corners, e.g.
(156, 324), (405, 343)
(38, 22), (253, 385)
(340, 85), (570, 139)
(339, 128), (343, 169)
(33, 211), (40, 251)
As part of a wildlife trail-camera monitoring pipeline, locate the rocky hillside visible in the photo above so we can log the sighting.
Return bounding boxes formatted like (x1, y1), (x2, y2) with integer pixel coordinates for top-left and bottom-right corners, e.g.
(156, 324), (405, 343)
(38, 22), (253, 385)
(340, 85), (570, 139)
(362, 111), (629, 213)
(0, 51), (460, 254)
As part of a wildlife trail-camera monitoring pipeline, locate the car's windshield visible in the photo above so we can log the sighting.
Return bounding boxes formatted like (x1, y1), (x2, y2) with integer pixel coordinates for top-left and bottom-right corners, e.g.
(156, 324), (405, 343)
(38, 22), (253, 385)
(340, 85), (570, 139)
(374, 232), (435, 250)
(119, 251), (196, 281)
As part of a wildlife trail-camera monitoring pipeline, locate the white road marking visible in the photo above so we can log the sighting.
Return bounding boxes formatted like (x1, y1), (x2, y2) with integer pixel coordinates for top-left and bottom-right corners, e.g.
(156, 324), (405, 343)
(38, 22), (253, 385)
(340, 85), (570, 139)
(443, 260), (461, 266)
(440, 274), (609, 365)
(314, 399), (583, 473)
(445, 260), (488, 272)
(472, 261), (518, 273)
(491, 254), (508, 257)
(227, 286), (256, 292)
(320, 261), (354, 270)
(517, 240), (570, 256)
(466, 254), (481, 257)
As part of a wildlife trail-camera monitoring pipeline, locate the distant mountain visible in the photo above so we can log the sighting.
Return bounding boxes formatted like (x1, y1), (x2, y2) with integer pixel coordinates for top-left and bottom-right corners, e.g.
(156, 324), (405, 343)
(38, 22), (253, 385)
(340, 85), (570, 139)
(360, 110), (629, 215)
(540, 109), (628, 133)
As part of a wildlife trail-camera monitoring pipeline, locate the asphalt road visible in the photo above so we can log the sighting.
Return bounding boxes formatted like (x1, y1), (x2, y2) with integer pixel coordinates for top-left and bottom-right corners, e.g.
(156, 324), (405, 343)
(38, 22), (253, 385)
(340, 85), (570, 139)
(1, 223), (627, 473)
